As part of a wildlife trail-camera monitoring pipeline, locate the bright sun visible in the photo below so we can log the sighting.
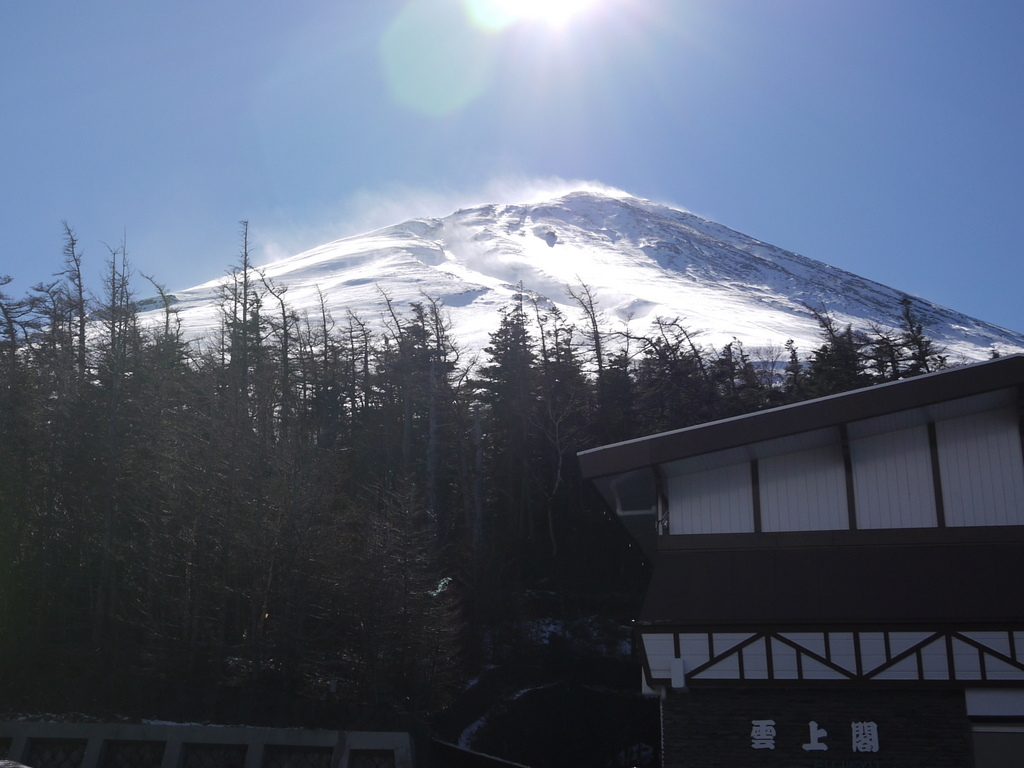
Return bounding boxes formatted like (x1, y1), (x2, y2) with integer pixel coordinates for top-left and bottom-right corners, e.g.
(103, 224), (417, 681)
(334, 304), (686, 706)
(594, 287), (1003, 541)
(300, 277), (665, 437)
(463, 0), (599, 31)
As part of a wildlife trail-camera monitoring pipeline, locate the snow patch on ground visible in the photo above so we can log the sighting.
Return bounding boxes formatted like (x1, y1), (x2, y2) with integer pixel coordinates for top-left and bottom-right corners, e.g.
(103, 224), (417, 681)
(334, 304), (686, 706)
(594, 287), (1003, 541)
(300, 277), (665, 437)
(457, 683), (560, 750)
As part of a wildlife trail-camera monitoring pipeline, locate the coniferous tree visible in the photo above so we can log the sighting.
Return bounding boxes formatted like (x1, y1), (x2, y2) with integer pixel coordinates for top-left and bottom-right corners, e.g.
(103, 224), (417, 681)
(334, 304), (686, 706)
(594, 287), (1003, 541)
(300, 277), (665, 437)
(59, 222), (89, 380)
(0, 226), (481, 715)
(804, 307), (873, 397)
(566, 281), (606, 380)
(710, 339), (768, 416)
(782, 339), (807, 402)
(532, 302), (589, 559)
(11, 216), (983, 721)
(0, 277), (35, 649)
(595, 349), (635, 443)
(898, 296), (947, 376)
(865, 324), (905, 382)
(475, 293), (539, 578)
(89, 237), (141, 650)
(17, 235), (100, 652)
(343, 483), (462, 715)
(632, 317), (715, 433)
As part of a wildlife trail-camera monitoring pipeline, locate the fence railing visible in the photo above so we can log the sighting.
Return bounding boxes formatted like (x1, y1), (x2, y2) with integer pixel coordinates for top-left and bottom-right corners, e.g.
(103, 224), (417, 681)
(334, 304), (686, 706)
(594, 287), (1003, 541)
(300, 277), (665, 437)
(0, 722), (412, 768)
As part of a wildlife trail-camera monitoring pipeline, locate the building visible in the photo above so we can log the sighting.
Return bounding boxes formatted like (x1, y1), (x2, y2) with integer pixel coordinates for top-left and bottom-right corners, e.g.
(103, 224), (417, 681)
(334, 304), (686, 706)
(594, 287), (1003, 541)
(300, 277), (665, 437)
(579, 355), (1024, 768)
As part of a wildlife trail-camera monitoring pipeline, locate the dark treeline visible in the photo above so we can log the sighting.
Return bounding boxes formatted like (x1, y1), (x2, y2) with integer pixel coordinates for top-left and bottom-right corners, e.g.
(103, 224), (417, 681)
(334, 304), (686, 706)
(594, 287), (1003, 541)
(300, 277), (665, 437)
(0, 225), (950, 720)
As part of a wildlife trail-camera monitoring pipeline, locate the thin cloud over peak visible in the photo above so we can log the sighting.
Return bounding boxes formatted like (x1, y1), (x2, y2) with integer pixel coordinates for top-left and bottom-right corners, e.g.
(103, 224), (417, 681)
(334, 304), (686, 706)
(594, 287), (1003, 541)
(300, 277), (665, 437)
(254, 177), (645, 266)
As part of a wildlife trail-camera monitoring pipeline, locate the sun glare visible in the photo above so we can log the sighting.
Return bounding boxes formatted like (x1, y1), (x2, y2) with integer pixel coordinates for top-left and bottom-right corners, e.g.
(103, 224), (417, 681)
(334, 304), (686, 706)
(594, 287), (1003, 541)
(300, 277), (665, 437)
(464, 0), (599, 32)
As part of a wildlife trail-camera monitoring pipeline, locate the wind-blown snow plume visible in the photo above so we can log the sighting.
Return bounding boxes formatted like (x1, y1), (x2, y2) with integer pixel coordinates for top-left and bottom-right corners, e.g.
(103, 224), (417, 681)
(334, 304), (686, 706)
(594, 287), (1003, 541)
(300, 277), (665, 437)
(144, 189), (1024, 363)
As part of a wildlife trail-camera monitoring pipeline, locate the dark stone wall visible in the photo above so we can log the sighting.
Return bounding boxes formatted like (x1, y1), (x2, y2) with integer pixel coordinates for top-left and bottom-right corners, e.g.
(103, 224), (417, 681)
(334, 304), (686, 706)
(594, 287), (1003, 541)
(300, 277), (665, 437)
(661, 686), (973, 768)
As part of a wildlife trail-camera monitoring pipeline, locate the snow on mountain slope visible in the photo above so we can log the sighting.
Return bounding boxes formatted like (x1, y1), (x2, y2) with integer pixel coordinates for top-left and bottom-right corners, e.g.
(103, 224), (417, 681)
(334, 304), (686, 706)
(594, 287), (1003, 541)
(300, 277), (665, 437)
(145, 190), (1024, 363)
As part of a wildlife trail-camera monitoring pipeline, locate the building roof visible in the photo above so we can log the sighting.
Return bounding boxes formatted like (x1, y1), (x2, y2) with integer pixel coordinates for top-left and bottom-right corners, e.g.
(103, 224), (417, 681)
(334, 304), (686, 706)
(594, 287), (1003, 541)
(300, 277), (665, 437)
(577, 355), (1024, 629)
(578, 354), (1024, 481)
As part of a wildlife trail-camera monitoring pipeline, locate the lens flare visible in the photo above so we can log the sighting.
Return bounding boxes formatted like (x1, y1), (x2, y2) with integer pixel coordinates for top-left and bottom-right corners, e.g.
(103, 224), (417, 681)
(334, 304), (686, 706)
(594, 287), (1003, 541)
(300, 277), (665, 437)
(464, 0), (599, 32)
(381, 0), (610, 116)
(380, 0), (498, 116)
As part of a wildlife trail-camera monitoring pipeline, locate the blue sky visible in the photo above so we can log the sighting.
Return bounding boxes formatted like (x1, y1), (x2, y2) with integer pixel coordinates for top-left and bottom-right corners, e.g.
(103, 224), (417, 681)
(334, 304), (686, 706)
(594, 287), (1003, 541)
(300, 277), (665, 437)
(2, 0), (1023, 334)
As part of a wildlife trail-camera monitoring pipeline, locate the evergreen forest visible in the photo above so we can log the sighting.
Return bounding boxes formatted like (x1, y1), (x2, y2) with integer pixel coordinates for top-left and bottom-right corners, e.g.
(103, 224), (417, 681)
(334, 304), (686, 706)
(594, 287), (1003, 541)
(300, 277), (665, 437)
(0, 224), (953, 731)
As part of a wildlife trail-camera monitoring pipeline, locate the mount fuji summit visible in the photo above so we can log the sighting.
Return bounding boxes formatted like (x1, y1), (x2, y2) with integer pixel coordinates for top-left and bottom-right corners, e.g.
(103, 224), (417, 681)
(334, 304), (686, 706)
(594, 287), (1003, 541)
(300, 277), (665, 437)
(143, 190), (1024, 363)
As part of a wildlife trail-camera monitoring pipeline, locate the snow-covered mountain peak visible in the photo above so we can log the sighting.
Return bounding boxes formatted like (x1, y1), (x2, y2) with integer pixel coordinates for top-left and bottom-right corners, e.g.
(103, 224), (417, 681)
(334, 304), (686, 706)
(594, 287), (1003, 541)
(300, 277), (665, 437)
(148, 190), (1024, 363)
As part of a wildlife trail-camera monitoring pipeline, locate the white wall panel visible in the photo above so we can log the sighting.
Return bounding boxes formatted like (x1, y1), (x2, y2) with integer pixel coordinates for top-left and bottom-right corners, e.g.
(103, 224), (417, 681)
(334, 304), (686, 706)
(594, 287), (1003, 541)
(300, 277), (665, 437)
(962, 632), (1013, 658)
(886, 632), (934, 662)
(800, 657), (846, 680)
(657, 630), (1024, 683)
(668, 462), (754, 534)
(952, 638), (982, 679)
(752, 427), (840, 461)
(850, 425), (937, 529)
(936, 406), (1024, 527)
(848, 409), (930, 440)
(927, 389), (1017, 422)
(770, 638), (800, 679)
(966, 689), (1024, 717)
(643, 633), (675, 680)
(742, 637), (770, 679)
(859, 632), (888, 673)
(662, 446), (751, 475)
(678, 633), (711, 671)
(779, 633), (827, 658)
(713, 633), (756, 657)
(920, 638), (950, 679)
(873, 655), (920, 680)
(985, 657), (1024, 681)
(706, 653), (741, 679)
(759, 444), (848, 531)
(828, 632), (858, 674)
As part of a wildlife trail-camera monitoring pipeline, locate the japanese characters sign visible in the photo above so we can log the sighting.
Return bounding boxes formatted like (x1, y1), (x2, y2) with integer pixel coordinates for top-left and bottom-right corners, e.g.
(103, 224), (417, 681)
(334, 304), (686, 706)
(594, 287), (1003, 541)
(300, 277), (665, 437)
(750, 718), (880, 753)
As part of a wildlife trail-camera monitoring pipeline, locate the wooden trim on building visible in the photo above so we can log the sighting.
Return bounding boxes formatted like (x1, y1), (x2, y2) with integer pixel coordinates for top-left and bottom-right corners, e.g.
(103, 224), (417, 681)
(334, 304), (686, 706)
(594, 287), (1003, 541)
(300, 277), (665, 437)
(639, 626), (1024, 690)
(750, 459), (762, 534)
(654, 523), (1024, 551)
(653, 463), (669, 535)
(839, 423), (857, 530)
(1018, 383), (1024, 474)
(928, 420), (947, 528)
